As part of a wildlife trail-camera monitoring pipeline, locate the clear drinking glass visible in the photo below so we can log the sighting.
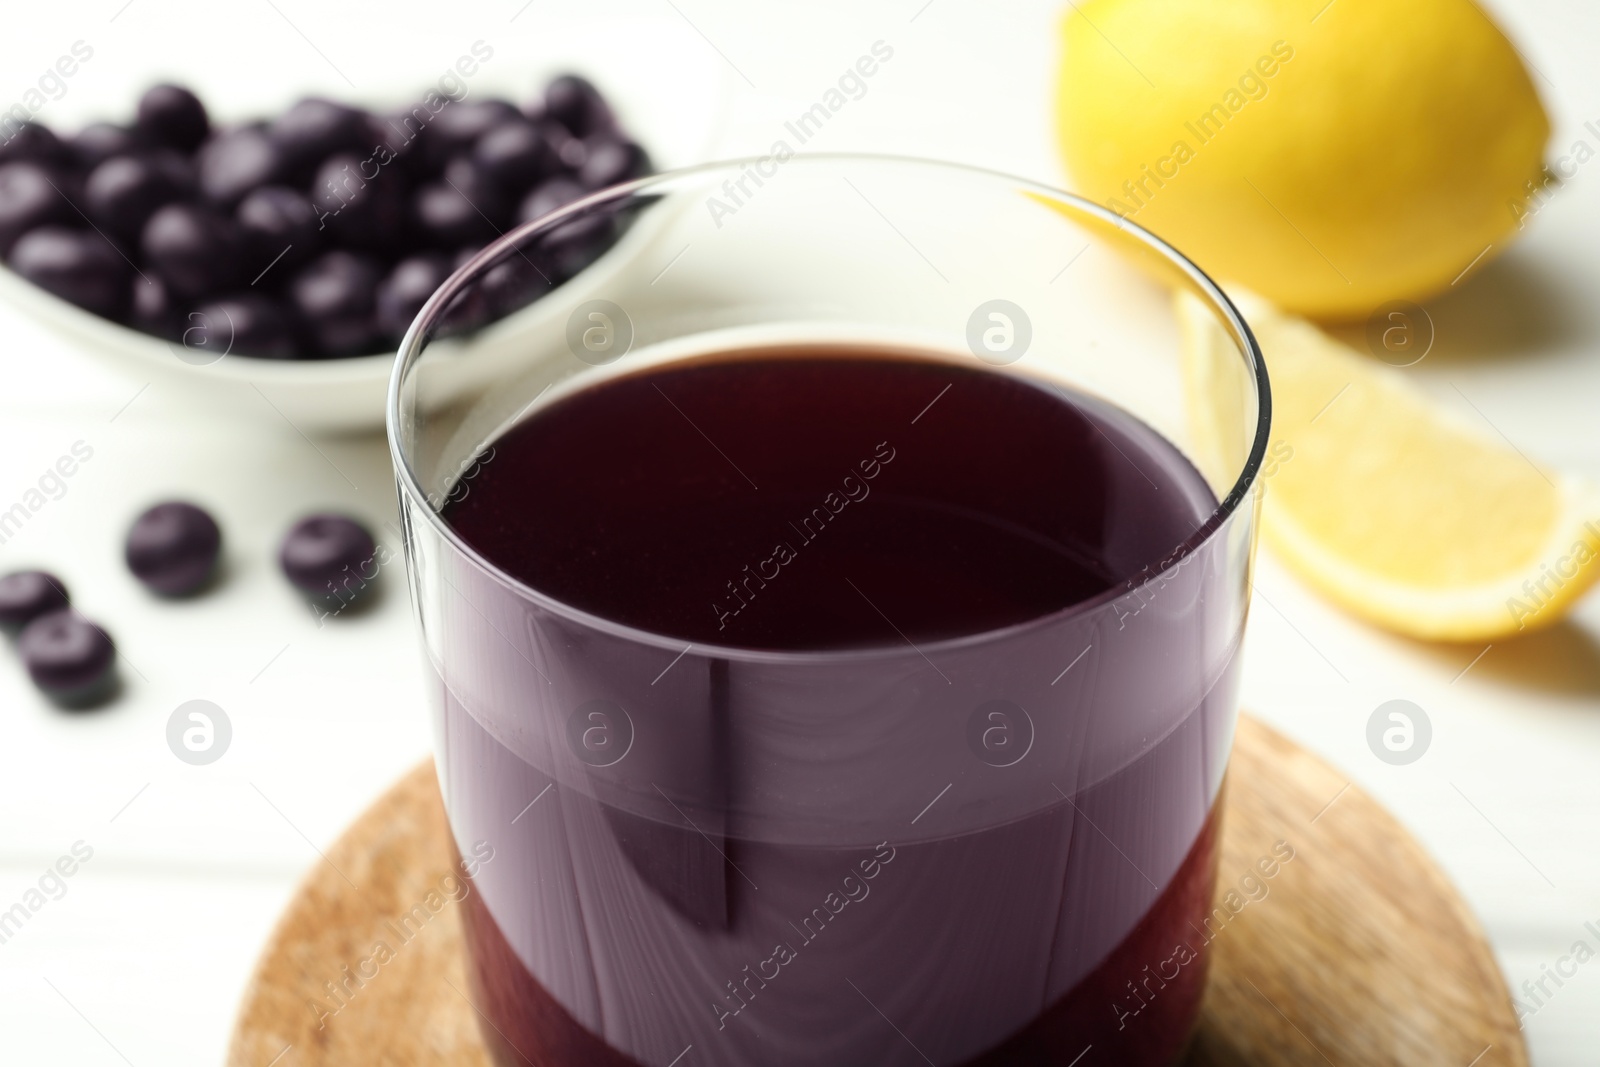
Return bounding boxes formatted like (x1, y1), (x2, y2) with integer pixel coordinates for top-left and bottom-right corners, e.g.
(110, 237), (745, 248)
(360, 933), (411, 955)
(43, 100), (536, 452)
(387, 155), (1269, 1067)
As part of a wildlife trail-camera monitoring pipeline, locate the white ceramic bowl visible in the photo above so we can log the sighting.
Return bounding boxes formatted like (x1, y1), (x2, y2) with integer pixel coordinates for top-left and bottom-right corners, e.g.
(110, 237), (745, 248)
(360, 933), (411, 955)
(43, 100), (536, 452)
(0, 18), (731, 434)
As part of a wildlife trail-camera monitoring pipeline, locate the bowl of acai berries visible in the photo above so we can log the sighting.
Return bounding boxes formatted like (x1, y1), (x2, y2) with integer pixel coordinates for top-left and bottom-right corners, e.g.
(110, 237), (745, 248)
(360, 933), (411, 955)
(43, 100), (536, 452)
(0, 66), (714, 431)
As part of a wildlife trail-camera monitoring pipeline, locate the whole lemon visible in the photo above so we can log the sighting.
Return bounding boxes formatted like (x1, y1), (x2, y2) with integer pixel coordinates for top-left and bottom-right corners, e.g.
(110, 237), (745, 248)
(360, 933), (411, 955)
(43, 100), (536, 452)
(1055, 0), (1549, 319)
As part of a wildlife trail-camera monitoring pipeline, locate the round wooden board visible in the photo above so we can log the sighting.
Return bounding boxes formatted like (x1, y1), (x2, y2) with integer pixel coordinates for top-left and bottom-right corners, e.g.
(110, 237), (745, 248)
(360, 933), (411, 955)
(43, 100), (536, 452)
(227, 716), (1527, 1067)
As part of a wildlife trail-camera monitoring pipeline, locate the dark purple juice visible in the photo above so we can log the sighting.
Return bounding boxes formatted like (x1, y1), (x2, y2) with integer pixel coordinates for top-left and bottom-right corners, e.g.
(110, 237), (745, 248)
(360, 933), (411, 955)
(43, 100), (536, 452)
(426, 346), (1243, 1066)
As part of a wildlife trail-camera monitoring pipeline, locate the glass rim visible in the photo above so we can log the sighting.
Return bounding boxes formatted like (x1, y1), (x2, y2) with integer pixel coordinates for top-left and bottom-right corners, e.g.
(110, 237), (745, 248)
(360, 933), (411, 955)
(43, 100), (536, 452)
(386, 152), (1272, 665)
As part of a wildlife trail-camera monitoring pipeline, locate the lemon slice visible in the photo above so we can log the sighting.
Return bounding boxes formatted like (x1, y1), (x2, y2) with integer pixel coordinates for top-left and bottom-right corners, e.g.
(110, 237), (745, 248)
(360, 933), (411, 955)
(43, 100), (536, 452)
(1178, 291), (1600, 640)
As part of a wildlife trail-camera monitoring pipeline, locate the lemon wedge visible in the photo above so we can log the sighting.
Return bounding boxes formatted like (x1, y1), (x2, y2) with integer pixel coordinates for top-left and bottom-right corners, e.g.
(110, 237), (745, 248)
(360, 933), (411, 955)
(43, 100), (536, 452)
(1178, 291), (1600, 640)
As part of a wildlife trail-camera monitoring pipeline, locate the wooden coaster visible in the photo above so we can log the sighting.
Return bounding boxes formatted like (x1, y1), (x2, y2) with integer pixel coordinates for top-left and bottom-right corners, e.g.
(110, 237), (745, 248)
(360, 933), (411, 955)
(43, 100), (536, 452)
(226, 717), (1527, 1067)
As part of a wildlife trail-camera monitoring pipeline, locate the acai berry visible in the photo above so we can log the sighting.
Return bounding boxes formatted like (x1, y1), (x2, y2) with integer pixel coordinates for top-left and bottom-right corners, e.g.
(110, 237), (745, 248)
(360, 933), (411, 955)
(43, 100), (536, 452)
(125, 501), (222, 596)
(279, 514), (378, 607)
(184, 295), (300, 360)
(141, 202), (243, 299)
(84, 151), (193, 243)
(289, 251), (383, 357)
(9, 227), (131, 319)
(0, 162), (74, 256)
(0, 570), (70, 634)
(376, 254), (451, 343)
(18, 610), (118, 708)
(136, 85), (210, 153)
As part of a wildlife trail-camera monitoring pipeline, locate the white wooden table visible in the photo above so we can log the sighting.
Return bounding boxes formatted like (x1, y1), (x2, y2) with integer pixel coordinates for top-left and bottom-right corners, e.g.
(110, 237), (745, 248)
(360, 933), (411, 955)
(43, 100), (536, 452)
(1, 1), (1596, 1063)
